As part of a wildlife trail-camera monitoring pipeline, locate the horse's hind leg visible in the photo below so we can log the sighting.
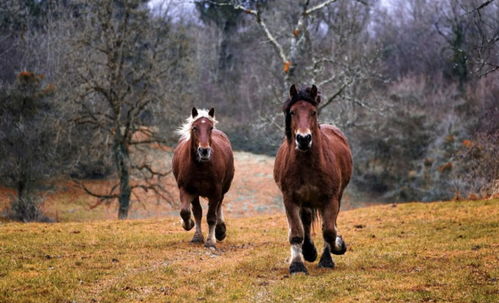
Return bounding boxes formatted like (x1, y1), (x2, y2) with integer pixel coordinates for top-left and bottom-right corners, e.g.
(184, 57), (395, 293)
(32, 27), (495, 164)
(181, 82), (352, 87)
(191, 197), (204, 243)
(215, 197), (226, 241)
(179, 188), (195, 231)
(301, 208), (317, 262)
(318, 198), (347, 269)
(205, 198), (219, 248)
(284, 198), (308, 274)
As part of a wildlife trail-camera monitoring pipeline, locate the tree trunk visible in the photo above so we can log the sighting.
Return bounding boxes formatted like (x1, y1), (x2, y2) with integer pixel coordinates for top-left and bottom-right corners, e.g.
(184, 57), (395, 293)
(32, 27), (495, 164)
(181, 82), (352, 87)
(17, 178), (25, 202)
(115, 141), (131, 219)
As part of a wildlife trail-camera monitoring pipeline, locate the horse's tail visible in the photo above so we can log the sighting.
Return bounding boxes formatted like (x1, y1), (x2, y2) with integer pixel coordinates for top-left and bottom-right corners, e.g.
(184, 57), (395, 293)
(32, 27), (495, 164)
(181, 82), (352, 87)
(310, 208), (320, 234)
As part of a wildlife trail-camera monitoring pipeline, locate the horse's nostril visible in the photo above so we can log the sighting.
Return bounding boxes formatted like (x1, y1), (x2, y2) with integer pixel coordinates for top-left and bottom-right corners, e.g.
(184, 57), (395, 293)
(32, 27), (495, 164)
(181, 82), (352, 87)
(297, 134), (312, 144)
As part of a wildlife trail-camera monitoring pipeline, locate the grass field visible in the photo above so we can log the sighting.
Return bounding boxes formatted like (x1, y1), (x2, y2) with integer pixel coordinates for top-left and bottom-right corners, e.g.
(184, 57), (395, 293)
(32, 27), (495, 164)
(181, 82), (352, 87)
(1, 199), (497, 303)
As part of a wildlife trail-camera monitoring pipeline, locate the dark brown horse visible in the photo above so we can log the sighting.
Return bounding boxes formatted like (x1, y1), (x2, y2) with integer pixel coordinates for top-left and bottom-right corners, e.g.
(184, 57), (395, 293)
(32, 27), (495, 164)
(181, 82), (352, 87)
(172, 107), (234, 248)
(274, 85), (353, 274)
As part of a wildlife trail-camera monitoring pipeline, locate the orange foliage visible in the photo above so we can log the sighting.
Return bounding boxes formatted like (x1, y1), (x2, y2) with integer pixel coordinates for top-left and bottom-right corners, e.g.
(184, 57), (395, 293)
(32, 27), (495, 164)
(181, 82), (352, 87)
(283, 61), (291, 73)
(438, 162), (453, 173)
(42, 84), (56, 94)
(462, 139), (473, 148)
(18, 71), (34, 79)
(292, 29), (300, 37)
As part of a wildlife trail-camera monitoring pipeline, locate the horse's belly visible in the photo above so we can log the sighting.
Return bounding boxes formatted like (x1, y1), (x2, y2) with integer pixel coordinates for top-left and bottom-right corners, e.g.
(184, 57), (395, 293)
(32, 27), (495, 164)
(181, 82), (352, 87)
(186, 179), (220, 199)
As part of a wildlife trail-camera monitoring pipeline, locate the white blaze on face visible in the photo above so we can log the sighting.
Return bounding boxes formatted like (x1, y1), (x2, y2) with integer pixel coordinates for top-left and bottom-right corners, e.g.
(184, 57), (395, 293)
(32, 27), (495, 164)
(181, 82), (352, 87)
(295, 129), (311, 137)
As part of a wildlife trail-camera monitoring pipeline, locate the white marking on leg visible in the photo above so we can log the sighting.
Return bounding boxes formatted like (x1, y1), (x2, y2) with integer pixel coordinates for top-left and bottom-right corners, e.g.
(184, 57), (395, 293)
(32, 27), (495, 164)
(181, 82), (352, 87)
(335, 236), (343, 251)
(207, 224), (216, 244)
(290, 244), (304, 264)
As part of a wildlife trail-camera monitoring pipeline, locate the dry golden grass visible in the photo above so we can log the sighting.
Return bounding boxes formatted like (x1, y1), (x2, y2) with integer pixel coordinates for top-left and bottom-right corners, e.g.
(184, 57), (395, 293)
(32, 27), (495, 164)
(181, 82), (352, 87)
(1, 199), (497, 302)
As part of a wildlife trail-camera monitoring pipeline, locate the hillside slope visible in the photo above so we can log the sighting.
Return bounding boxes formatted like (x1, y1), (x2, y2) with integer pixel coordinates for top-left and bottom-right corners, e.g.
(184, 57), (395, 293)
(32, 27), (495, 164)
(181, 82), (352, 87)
(1, 199), (497, 302)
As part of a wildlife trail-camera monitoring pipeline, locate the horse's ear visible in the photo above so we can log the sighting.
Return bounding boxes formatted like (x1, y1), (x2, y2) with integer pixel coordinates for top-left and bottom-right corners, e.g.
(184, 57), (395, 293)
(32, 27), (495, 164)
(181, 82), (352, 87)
(290, 84), (298, 98)
(192, 107), (198, 118)
(208, 107), (215, 118)
(310, 85), (318, 98)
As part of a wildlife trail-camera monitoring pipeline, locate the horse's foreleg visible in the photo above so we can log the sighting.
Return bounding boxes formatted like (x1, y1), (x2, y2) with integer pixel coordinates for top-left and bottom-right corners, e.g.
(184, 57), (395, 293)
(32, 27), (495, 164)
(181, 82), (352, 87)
(191, 197), (204, 243)
(179, 188), (195, 231)
(215, 196), (226, 241)
(205, 198), (219, 248)
(284, 198), (307, 274)
(301, 208), (317, 262)
(318, 198), (346, 269)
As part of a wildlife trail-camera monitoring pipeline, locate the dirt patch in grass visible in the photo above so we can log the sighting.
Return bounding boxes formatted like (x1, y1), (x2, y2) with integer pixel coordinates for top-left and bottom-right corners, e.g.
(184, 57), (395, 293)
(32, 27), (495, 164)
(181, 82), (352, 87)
(0, 151), (371, 222)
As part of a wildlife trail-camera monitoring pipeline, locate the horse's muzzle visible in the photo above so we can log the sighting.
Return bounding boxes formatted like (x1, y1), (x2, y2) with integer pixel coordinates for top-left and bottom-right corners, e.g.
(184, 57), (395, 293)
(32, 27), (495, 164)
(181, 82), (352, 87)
(296, 134), (312, 151)
(197, 147), (212, 161)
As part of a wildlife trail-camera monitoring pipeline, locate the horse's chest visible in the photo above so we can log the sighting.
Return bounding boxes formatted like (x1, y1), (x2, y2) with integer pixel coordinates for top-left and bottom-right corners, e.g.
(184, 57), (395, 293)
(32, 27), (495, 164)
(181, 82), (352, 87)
(285, 166), (334, 205)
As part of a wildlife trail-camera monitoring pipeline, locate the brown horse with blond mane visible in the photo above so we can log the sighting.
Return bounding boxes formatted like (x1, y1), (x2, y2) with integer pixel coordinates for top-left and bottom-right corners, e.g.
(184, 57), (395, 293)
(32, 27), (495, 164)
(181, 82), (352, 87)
(172, 107), (234, 248)
(274, 85), (353, 274)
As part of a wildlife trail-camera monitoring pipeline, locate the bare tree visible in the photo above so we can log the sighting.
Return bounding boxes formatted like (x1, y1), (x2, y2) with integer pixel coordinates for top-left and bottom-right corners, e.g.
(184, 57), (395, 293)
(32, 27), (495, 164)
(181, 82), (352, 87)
(221, 0), (376, 110)
(64, 0), (181, 219)
(434, 0), (498, 81)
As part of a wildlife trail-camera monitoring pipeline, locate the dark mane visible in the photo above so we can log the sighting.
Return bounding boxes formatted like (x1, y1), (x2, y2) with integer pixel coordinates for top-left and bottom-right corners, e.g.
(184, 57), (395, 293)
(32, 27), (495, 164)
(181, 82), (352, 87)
(283, 86), (321, 140)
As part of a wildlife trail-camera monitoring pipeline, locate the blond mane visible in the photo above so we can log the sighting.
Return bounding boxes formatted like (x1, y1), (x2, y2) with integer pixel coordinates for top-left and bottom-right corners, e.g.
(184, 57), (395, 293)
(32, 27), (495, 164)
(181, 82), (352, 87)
(176, 109), (218, 141)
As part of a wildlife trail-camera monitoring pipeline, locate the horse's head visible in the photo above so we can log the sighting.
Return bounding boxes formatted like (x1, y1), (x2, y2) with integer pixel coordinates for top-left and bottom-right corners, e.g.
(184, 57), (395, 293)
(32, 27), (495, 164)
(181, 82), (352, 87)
(283, 84), (321, 152)
(190, 107), (216, 161)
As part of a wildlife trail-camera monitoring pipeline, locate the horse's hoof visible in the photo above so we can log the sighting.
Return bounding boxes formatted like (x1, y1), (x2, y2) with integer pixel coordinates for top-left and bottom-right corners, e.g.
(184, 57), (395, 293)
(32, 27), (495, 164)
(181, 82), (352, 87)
(302, 240), (317, 262)
(215, 222), (226, 241)
(289, 261), (308, 275)
(204, 241), (216, 249)
(182, 219), (195, 231)
(318, 253), (335, 269)
(331, 236), (347, 255)
(191, 234), (204, 243)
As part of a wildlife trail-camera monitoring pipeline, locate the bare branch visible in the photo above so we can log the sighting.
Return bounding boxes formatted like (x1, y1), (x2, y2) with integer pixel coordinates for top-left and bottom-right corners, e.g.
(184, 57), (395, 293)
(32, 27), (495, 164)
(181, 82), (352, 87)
(318, 81), (351, 112)
(305, 0), (339, 15)
(73, 180), (119, 201)
(477, 0), (495, 11)
(227, 2), (288, 64)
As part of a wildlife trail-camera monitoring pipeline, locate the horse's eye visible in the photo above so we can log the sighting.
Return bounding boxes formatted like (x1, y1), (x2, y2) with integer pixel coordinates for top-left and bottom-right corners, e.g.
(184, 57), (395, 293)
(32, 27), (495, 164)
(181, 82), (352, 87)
(192, 127), (197, 131)
(210, 127), (214, 130)
(311, 111), (316, 116)
(290, 111), (295, 116)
